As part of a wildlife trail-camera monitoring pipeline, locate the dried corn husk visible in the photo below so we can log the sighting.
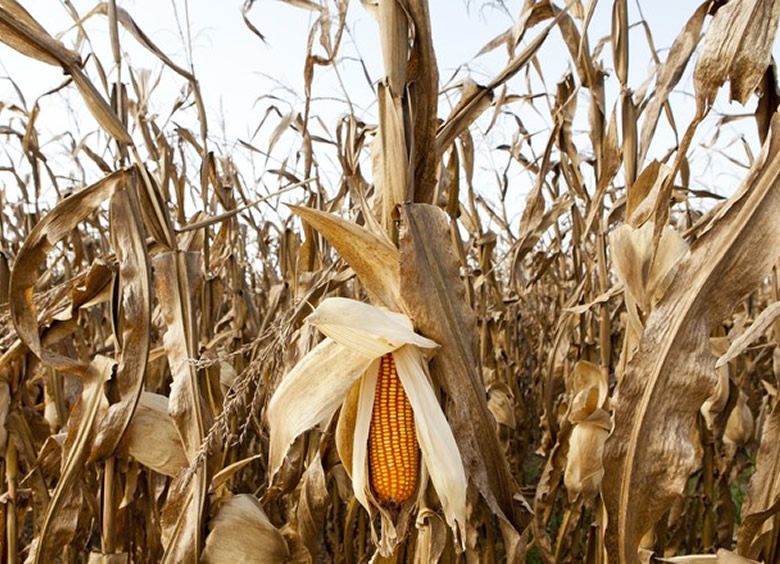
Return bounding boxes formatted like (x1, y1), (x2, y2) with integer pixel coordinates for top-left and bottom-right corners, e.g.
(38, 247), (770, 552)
(563, 361), (610, 501)
(122, 392), (188, 477)
(202, 495), (289, 564)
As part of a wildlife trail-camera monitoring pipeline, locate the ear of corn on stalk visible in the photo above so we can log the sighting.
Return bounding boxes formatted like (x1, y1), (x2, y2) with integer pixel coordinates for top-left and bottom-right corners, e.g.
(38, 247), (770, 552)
(369, 353), (419, 504)
(266, 297), (467, 555)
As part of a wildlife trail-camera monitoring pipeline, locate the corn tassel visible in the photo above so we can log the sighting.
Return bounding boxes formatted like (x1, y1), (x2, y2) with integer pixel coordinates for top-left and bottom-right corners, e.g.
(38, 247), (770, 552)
(368, 353), (419, 504)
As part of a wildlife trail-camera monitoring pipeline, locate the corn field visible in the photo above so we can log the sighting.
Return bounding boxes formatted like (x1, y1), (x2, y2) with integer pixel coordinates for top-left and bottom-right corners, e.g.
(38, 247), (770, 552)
(0, 0), (779, 562)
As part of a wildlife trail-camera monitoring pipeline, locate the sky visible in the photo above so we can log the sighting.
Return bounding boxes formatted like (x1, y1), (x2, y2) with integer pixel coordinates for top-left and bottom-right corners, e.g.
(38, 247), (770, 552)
(0, 1), (775, 226)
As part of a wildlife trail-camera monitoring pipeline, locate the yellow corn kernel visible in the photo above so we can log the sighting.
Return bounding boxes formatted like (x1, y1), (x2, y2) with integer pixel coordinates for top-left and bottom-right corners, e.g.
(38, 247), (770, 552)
(368, 353), (419, 505)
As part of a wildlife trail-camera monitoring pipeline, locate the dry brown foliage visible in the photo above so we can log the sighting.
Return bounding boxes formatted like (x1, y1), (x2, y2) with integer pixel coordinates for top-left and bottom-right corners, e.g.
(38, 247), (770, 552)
(0, 0), (778, 562)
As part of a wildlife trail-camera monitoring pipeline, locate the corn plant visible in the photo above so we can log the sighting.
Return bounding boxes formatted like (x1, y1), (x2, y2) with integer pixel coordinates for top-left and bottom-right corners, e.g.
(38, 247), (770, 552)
(0, 0), (778, 562)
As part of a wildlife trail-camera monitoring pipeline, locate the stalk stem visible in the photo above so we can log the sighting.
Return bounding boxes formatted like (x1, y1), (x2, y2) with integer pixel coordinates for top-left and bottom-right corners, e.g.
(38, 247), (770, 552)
(102, 457), (117, 554)
(6, 436), (18, 564)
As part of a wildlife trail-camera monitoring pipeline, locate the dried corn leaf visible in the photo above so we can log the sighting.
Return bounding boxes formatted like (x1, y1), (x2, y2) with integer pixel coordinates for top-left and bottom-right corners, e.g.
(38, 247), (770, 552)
(755, 62), (780, 144)
(436, 81), (493, 159)
(377, 0), (408, 95)
(153, 251), (208, 563)
(375, 82), (408, 226)
(437, 13), (564, 159)
(564, 417), (609, 502)
(68, 67), (132, 144)
(716, 301), (780, 368)
(87, 3), (194, 80)
(0, 1), (79, 67)
(413, 507), (448, 563)
(602, 114), (780, 564)
(404, 0), (439, 205)
(611, 0), (628, 87)
(638, 1), (709, 166)
(564, 361), (609, 501)
(584, 102), (621, 236)
(296, 449), (328, 558)
(33, 356), (113, 563)
(626, 161), (671, 227)
(398, 204), (531, 540)
(10, 169), (131, 375)
(694, 0), (779, 109)
(210, 454), (265, 492)
(0, 2), (130, 143)
(153, 251), (205, 460)
(724, 391), (753, 447)
(289, 205), (401, 309)
(91, 186), (151, 461)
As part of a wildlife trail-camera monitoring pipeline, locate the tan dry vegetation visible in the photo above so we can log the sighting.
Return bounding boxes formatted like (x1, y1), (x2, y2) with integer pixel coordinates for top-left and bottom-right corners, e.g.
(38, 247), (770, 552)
(0, 0), (778, 562)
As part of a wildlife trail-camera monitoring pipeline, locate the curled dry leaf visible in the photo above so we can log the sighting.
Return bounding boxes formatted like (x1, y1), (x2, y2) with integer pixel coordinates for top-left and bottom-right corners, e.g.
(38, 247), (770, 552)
(626, 160), (673, 227)
(202, 494), (289, 564)
(487, 383), (517, 430)
(296, 449), (328, 558)
(602, 113), (780, 564)
(565, 419), (609, 502)
(413, 506), (448, 564)
(9, 169), (131, 375)
(701, 337), (731, 430)
(91, 185), (151, 462)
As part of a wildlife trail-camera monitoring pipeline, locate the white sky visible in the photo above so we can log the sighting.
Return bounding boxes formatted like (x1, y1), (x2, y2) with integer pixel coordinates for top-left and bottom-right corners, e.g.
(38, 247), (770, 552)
(0, 1), (776, 227)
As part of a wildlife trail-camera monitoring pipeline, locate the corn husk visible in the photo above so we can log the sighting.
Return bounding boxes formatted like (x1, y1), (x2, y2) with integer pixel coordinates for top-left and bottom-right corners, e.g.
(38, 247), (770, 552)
(724, 391), (754, 447)
(123, 392), (188, 477)
(202, 495), (289, 564)
(563, 361), (610, 501)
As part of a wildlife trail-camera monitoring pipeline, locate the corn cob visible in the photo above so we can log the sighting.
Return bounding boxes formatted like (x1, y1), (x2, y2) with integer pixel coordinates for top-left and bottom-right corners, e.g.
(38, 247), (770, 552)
(368, 353), (419, 504)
